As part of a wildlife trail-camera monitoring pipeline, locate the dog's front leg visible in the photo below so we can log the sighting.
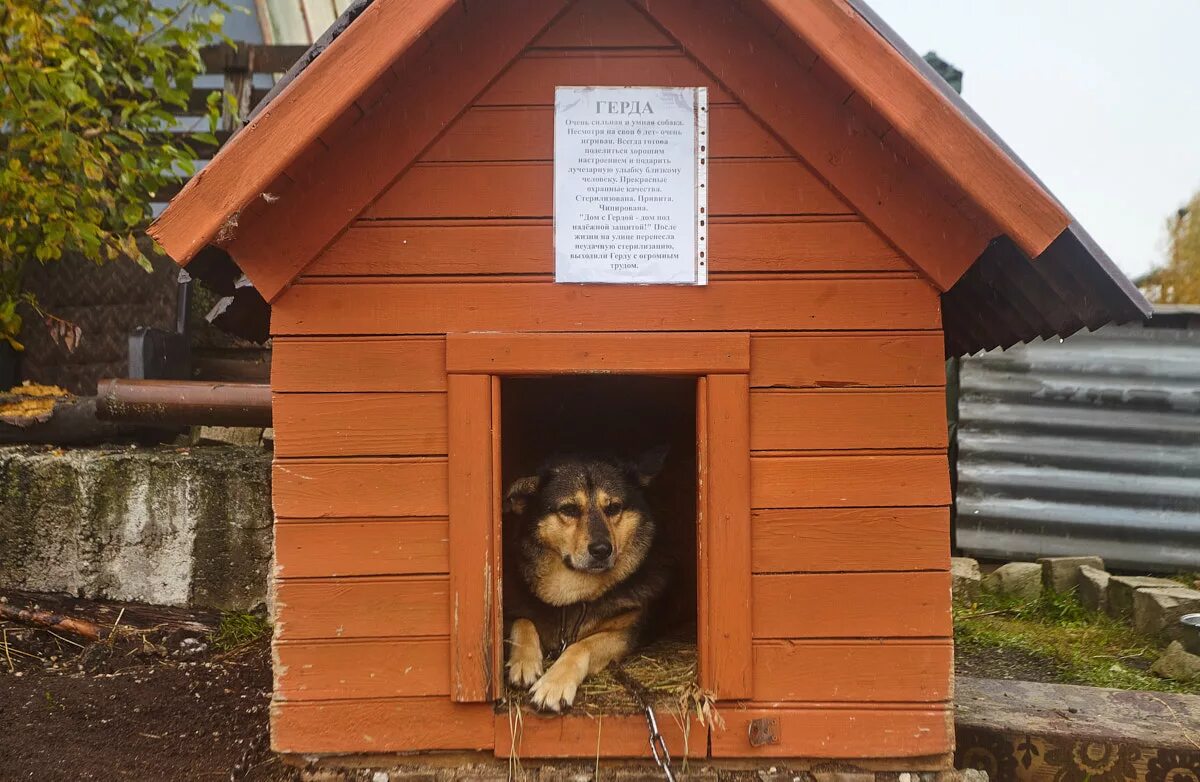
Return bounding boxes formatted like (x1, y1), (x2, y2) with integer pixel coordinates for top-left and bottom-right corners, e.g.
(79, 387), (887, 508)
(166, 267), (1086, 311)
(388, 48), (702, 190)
(507, 618), (544, 687)
(529, 614), (637, 712)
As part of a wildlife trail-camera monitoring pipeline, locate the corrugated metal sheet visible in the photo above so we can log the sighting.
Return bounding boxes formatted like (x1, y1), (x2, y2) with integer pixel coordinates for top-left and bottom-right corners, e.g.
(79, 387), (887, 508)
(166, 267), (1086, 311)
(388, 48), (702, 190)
(955, 317), (1200, 572)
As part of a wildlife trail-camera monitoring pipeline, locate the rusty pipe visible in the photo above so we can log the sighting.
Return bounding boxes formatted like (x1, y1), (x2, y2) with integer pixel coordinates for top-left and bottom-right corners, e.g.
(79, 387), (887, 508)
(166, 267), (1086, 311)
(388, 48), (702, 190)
(96, 379), (271, 427)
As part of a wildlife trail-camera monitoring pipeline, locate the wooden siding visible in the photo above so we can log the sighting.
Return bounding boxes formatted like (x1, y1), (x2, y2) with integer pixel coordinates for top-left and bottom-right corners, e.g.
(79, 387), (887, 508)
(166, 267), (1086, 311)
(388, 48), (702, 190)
(271, 278), (941, 336)
(306, 219), (909, 277)
(270, 1), (951, 763)
(363, 159), (850, 219)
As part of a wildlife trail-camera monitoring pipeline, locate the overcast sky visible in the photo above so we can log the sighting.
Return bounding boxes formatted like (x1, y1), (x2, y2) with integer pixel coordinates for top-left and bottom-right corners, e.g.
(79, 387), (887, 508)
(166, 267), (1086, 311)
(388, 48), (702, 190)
(867, 0), (1200, 279)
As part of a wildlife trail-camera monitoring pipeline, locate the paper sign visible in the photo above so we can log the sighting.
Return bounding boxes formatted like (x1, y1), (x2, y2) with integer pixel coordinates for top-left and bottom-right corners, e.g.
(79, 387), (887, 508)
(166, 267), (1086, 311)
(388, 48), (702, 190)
(554, 86), (708, 285)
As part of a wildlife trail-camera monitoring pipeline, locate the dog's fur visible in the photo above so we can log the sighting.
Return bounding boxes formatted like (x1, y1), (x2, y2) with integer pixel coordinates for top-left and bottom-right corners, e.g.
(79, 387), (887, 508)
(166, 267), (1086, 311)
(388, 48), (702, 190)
(503, 447), (671, 712)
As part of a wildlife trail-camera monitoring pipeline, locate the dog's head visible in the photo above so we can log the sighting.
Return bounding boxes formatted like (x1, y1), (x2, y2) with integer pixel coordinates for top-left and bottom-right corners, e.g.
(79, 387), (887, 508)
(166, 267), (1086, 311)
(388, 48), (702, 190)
(506, 446), (668, 575)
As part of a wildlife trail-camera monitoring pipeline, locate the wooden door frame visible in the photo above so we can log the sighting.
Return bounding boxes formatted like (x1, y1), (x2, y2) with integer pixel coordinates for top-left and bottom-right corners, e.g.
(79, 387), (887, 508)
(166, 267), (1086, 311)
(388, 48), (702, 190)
(445, 332), (753, 703)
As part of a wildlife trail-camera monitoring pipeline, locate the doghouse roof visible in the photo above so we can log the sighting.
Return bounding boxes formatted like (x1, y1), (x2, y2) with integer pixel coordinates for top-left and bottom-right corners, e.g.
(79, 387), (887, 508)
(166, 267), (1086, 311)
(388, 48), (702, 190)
(150, 0), (1150, 355)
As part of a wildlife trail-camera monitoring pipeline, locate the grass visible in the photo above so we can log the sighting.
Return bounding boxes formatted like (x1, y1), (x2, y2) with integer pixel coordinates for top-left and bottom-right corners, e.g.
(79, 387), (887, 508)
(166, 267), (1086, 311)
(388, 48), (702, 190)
(954, 588), (1200, 695)
(212, 611), (271, 652)
(1168, 572), (1200, 588)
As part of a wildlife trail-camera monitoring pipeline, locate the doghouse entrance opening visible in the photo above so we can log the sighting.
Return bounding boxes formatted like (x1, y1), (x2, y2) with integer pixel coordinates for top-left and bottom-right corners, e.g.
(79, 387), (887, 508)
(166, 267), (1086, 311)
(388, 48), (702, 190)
(500, 375), (698, 713)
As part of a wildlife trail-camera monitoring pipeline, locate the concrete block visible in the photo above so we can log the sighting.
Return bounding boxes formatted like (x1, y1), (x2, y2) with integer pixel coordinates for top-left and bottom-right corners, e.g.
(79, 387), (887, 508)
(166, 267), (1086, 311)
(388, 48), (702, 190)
(951, 557), (982, 603)
(1151, 641), (1200, 682)
(0, 445), (271, 610)
(1132, 587), (1200, 637)
(1037, 555), (1103, 593)
(981, 562), (1042, 601)
(1106, 575), (1187, 619)
(1075, 565), (1110, 612)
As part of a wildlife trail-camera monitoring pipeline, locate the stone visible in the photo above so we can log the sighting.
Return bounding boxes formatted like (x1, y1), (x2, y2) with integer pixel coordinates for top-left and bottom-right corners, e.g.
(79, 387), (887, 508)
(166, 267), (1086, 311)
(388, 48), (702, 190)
(1151, 641), (1200, 682)
(1037, 555), (1104, 593)
(981, 562), (1042, 601)
(945, 772), (988, 782)
(1075, 565), (1110, 612)
(1181, 614), (1200, 655)
(299, 772), (348, 782)
(1132, 587), (1200, 637)
(1105, 575), (1188, 619)
(951, 557), (982, 603)
(195, 425), (267, 447)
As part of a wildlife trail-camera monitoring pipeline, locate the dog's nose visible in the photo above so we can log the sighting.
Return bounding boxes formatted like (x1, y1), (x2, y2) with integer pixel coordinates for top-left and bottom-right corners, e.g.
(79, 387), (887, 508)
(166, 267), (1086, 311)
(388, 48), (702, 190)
(588, 541), (613, 560)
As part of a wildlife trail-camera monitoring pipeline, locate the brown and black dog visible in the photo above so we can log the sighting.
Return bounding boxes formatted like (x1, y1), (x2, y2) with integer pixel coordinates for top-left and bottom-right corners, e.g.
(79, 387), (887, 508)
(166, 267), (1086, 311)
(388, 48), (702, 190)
(503, 447), (671, 712)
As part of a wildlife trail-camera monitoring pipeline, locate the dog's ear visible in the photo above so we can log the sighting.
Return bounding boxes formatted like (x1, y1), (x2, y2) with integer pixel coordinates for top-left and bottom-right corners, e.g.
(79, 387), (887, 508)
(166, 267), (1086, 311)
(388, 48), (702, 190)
(504, 475), (540, 515)
(630, 444), (669, 487)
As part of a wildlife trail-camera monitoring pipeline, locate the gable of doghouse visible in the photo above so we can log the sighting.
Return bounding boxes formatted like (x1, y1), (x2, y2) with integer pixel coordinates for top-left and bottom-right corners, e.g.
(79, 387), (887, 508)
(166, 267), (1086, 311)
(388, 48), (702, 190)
(209, 0), (1021, 306)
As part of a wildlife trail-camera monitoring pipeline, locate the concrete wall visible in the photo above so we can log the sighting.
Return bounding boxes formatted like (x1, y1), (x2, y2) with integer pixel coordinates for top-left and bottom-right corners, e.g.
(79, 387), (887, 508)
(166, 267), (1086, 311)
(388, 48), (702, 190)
(0, 445), (271, 610)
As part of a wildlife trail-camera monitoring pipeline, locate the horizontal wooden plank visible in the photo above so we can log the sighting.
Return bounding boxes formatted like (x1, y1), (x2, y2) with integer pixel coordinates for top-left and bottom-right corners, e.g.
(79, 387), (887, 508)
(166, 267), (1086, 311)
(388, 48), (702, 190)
(496, 711), (706, 759)
(478, 50), (735, 104)
(711, 705), (951, 758)
(750, 390), (948, 451)
(272, 278), (941, 335)
(275, 638), (449, 700)
(532, 0), (674, 47)
(272, 338), (446, 392)
(273, 459), (448, 518)
(273, 393), (447, 457)
(274, 576), (449, 640)
(308, 219), (910, 276)
(274, 519), (449, 578)
(750, 333), (946, 388)
(422, 104), (787, 161)
(364, 159), (849, 219)
(752, 507), (949, 573)
(271, 697), (493, 754)
(446, 332), (748, 373)
(752, 640), (952, 702)
(751, 454), (950, 508)
(752, 572), (952, 638)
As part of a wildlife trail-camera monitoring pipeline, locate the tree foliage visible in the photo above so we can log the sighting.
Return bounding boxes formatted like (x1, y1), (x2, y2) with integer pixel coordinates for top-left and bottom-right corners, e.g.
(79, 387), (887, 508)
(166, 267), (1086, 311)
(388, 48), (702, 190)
(0, 0), (229, 349)
(1142, 191), (1200, 305)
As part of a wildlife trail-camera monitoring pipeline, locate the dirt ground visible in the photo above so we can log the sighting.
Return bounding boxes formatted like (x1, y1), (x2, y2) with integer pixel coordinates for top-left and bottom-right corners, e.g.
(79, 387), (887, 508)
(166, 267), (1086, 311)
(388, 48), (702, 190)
(1, 589), (1096, 780)
(0, 590), (294, 781)
(953, 640), (1067, 683)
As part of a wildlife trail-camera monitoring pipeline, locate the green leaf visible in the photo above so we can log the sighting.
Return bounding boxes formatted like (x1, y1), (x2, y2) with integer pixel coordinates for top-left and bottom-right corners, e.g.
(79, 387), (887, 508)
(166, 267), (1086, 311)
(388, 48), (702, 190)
(0, 0), (231, 308)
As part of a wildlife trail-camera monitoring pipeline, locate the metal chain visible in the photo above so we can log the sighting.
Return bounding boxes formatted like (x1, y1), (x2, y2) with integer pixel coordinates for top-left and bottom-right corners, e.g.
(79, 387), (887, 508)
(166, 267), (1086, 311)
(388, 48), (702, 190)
(611, 665), (676, 782)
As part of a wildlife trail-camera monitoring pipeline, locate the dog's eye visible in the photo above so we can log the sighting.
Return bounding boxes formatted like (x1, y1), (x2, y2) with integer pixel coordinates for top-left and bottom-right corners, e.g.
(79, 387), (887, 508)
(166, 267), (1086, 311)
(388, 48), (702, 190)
(557, 504), (581, 518)
(605, 502), (623, 516)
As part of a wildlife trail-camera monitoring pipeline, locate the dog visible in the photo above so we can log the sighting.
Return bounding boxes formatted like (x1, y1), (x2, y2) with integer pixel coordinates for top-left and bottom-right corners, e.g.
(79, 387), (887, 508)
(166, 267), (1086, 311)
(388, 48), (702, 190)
(503, 446), (671, 712)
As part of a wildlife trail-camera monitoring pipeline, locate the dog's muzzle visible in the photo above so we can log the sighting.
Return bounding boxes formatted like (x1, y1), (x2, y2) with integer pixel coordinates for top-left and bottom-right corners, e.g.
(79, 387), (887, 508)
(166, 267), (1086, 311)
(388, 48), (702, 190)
(564, 552), (615, 573)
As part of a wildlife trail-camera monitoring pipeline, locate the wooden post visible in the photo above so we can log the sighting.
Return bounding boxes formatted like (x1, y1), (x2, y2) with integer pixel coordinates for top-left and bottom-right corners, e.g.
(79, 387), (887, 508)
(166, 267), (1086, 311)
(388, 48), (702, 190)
(702, 372), (753, 698)
(447, 373), (495, 702)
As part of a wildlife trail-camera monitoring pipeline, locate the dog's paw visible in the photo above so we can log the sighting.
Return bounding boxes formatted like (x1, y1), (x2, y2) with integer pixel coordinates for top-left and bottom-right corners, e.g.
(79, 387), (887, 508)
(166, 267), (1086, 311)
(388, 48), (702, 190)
(529, 657), (587, 713)
(507, 649), (544, 687)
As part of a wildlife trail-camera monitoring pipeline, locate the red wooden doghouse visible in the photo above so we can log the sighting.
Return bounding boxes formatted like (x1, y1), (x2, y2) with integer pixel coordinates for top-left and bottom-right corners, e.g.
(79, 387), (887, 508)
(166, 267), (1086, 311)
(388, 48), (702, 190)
(151, 0), (1148, 774)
